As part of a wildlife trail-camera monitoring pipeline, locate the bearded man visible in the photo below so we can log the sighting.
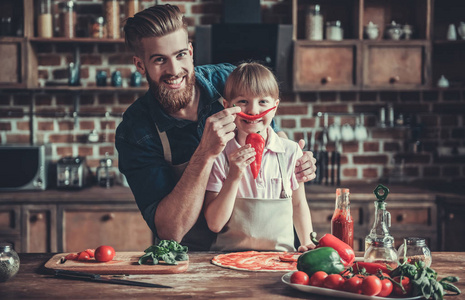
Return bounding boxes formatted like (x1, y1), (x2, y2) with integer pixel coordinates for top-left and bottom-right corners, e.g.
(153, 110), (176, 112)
(116, 4), (316, 250)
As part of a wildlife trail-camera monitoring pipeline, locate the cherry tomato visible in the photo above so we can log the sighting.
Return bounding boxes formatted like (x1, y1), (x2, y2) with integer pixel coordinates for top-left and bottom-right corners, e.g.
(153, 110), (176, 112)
(290, 271), (310, 285)
(343, 276), (364, 294)
(64, 253), (78, 260)
(85, 249), (95, 258)
(392, 276), (412, 297)
(94, 245), (116, 262)
(77, 251), (91, 261)
(361, 275), (382, 296)
(323, 274), (345, 290)
(377, 273), (393, 297)
(309, 271), (328, 287)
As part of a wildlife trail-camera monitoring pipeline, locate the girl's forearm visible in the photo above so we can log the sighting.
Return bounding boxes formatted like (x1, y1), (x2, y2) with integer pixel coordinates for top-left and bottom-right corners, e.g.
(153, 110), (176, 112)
(204, 177), (241, 233)
(292, 185), (314, 246)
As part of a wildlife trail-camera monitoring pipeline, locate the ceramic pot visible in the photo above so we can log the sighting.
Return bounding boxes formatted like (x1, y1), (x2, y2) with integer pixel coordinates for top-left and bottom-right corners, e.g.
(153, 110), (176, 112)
(386, 21), (403, 40)
(364, 21), (379, 40)
(458, 22), (465, 40)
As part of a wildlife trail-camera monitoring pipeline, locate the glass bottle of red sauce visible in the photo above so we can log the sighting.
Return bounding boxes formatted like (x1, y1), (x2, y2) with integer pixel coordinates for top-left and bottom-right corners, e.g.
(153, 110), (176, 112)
(331, 188), (354, 248)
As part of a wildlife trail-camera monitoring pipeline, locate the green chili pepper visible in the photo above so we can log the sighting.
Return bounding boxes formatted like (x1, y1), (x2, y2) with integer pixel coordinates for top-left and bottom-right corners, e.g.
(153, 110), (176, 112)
(297, 247), (345, 276)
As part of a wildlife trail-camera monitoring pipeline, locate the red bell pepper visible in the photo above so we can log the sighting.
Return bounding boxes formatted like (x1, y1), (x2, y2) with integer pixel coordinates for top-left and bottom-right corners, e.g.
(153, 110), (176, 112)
(352, 261), (391, 275)
(311, 232), (355, 267)
(236, 106), (277, 121)
(245, 132), (265, 179)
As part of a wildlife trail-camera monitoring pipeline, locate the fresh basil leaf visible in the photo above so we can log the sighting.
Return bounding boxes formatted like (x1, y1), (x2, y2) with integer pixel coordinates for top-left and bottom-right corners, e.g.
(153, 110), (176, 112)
(440, 276), (459, 283)
(441, 282), (461, 295)
(161, 252), (177, 265)
(138, 252), (152, 265)
(175, 252), (189, 261)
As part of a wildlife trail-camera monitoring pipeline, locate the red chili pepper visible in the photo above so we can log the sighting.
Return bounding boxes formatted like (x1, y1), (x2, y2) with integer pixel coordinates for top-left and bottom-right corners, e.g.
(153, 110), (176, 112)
(352, 261), (391, 275)
(236, 106), (277, 121)
(245, 132), (265, 179)
(311, 232), (355, 267)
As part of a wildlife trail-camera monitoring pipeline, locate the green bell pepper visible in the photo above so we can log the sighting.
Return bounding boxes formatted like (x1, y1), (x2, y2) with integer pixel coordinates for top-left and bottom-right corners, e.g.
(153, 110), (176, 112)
(297, 247), (345, 276)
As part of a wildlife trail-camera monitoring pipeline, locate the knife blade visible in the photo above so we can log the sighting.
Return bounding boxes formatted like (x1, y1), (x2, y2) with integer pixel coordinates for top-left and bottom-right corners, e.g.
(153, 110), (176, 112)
(54, 269), (173, 288)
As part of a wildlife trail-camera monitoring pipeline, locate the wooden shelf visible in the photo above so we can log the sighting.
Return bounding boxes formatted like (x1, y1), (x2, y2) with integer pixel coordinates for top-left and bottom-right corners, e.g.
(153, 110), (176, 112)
(29, 37), (126, 44)
(1, 86), (147, 93)
(433, 40), (465, 45)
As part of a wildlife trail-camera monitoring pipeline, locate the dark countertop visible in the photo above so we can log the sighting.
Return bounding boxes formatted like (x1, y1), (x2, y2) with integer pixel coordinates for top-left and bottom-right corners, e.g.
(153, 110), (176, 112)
(1, 252), (465, 300)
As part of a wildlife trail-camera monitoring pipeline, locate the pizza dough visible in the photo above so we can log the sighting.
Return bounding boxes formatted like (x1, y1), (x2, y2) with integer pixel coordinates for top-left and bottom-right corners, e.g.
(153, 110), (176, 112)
(211, 251), (300, 272)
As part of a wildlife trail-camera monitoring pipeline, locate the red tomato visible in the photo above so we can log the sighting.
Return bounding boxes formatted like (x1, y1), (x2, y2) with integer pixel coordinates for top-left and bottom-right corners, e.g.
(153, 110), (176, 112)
(309, 271), (328, 287)
(343, 276), (364, 294)
(77, 251), (91, 261)
(64, 253), (78, 260)
(290, 271), (310, 285)
(94, 245), (116, 262)
(323, 274), (345, 290)
(361, 275), (382, 296)
(377, 273), (393, 297)
(392, 276), (412, 297)
(85, 249), (95, 258)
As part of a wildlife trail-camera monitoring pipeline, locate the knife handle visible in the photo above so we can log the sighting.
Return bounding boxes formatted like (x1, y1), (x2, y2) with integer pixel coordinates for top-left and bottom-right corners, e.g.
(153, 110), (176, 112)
(55, 269), (100, 279)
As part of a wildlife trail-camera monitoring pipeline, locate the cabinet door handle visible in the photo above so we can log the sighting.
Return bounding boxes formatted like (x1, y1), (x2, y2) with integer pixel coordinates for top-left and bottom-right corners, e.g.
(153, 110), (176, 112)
(321, 76), (332, 85)
(102, 213), (115, 222)
(396, 214), (406, 222)
(389, 76), (400, 84)
(30, 213), (44, 223)
(448, 213), (455, 220)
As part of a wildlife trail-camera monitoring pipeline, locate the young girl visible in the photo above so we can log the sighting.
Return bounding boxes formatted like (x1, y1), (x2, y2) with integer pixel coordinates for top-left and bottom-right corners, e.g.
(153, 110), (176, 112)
(204, 62), (315, 252)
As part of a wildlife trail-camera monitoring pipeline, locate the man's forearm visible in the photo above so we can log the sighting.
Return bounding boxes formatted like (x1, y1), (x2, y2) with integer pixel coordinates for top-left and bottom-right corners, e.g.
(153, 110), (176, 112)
(154, 148), (215, 242)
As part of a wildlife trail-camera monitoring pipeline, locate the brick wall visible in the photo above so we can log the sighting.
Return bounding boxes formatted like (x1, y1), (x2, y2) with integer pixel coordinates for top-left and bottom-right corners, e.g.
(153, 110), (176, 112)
(1, 0), (464, 186)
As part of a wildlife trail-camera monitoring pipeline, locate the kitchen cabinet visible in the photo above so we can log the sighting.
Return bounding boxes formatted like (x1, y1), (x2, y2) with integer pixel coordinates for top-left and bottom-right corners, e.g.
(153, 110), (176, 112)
(59, 204), (152, 252)
(437, 195), (465, 251)
(292, 0), (434, 91)
(0, 187), (154, 253)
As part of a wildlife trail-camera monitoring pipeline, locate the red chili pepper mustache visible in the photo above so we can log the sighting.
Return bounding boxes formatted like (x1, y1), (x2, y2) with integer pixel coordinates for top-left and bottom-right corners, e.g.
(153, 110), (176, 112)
(235, 106), (277, 121)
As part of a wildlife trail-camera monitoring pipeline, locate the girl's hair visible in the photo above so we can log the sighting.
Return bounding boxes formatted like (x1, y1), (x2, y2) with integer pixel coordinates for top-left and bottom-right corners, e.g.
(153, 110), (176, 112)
(224, 62), (280, 101)
(124, 4), (188, 56)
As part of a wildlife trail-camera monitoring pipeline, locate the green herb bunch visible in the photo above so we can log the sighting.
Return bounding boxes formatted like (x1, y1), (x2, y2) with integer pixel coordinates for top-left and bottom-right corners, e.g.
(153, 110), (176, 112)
(138, 240), (188, 265)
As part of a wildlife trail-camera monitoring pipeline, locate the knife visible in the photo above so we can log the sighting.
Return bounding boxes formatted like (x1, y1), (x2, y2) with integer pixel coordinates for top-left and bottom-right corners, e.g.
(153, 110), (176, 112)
(54, 269), (173, 288)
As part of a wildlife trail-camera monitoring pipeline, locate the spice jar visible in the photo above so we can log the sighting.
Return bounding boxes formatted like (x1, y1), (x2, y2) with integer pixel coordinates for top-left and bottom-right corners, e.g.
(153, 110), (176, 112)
(37, 0), (53, 38)
(91, 16), (106, 38)
(104, 0), (120, 39)
(126, 0), (140, 18)
(59, 1), (77, 38)
(326, 20), (343, 41)
(397, 237), (432, 267)
(305, 4), (323, 40)
(364, 240), (399, 270)
(97, 153), (116, 188)
(0, 242), (20, 282)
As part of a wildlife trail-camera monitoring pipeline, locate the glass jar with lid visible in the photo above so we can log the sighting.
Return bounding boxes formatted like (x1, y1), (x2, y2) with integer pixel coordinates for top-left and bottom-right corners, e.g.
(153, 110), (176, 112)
(305, 4), (323, 40)
(397, 237), (432, 267)
(91, 16), (106, 38)
(37, 0), (53, 37)
(104, 0), (120, 39)
(97, 153), (116, 188)
(0, 242), (20, 282)
(326, 20), (343, 41)
(59, 0), (77, 38)
(364, 240), (399, 270)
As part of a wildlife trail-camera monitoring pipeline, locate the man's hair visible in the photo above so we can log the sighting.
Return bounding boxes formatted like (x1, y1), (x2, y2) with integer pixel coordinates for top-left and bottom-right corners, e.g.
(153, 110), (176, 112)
(124, 4), (188, 55)
(224, 62), (280, 101)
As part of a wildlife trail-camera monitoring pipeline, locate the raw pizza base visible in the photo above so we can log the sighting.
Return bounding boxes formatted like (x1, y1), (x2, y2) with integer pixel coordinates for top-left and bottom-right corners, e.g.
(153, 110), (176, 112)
(211, 251), (300, 272)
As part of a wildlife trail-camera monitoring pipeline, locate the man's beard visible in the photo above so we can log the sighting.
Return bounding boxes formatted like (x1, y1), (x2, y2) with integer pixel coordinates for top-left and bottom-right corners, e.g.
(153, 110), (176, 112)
(148, 70), (196, 115)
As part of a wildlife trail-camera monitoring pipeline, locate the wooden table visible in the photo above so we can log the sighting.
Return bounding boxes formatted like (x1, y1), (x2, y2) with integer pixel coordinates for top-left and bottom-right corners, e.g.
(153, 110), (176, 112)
(1, 252), (464, 299)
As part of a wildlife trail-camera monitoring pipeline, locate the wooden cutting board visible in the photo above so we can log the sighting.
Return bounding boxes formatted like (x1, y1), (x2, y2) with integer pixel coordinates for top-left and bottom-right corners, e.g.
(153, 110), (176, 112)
(44, 252), (189, 275)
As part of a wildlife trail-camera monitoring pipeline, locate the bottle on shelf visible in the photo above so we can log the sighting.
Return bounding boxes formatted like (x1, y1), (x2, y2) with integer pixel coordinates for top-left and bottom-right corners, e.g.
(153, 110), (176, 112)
(59, 0), (77, 38)
(105, 0), (120, 39)
(305, 4), (323, 41)
(331, 188), (354, 248)
(365, 184), (395, 251)
(37, 0), (53, 38)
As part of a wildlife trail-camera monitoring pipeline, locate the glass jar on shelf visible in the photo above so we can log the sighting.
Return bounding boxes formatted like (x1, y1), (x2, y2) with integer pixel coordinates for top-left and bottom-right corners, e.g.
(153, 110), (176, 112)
(0, 242), (20, 282)
(364, 240), (399, 270)
(305, 4), (323, 40)
(326, 20), (343, 41)
(104, 0), (120, 39)
(397, 237), (432, 267)
(91, 16), (106, 38)
(37, 0), (53, 38)
(59, 0), (77, 38)
(97, 153), (116, 188)
(126, 0), (140, 18)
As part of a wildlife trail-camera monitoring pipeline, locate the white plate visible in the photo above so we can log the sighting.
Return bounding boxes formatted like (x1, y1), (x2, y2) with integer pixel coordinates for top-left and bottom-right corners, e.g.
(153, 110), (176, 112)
(282, 272), (423, 300)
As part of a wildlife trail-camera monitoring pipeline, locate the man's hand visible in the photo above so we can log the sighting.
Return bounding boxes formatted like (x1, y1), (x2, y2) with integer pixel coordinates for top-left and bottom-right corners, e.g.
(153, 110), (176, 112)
(295, 139), (317, 183)
(197, 106), (241, 158)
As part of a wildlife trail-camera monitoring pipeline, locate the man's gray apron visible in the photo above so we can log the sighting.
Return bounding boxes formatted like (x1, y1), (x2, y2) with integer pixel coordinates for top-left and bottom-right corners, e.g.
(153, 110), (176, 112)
(211, 152), (295, 252)
(155, 125), (216, 250)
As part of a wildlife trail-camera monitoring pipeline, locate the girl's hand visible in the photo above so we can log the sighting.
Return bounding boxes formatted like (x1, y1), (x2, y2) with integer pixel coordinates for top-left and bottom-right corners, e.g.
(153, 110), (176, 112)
(298, 242), (316, 252)
(228, 144), (256, 179)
